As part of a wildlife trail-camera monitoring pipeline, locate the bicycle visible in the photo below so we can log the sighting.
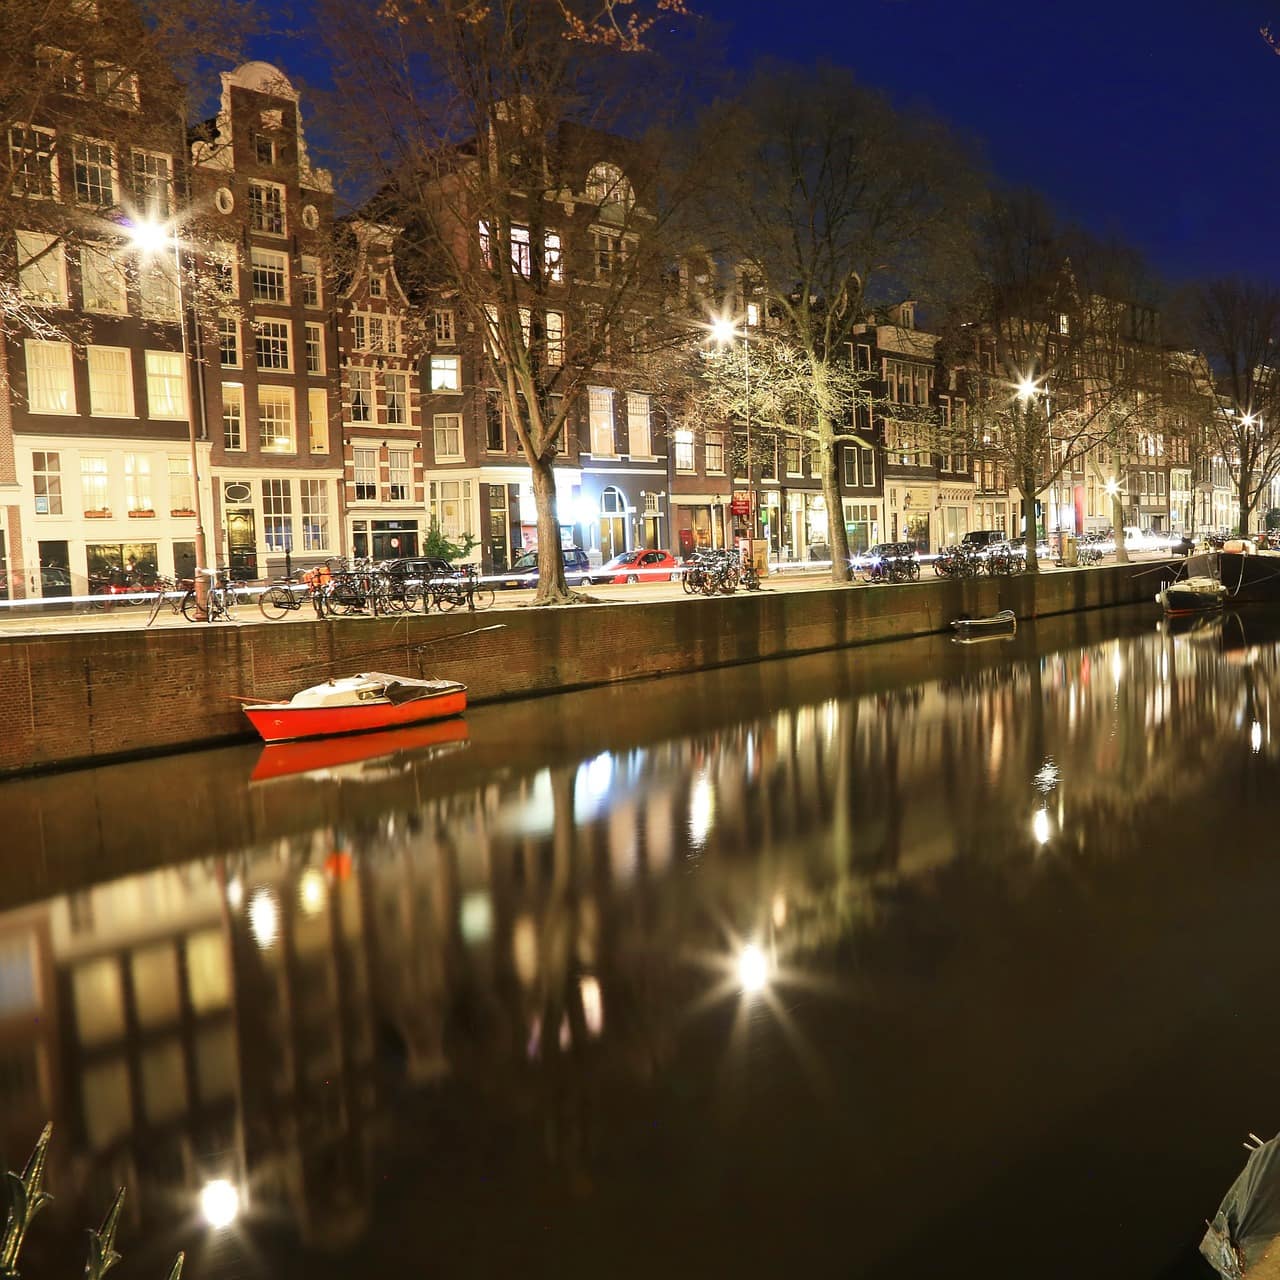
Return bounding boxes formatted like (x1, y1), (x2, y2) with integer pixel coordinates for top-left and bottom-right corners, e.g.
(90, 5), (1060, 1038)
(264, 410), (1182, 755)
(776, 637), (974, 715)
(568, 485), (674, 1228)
(429, 565), (495, 612)
(259, 568), (329, 620)
(145, 575), (192, 627)
(180, 568), (239, 623)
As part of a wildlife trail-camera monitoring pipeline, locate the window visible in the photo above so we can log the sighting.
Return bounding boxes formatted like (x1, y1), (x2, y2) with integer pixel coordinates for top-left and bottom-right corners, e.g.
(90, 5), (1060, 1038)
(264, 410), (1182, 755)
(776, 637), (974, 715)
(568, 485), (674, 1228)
(431, 356), (460, 392)
(478, 219), (492, 268)
(305, 324), (324, 374)
(785, 435), (802, 475)
(72, 138), (115, 206)
(347, 368), (372, 422)
(588, 387), (614, 456)
(124, 454), (153, 512)
(433, 414), (463, 460)
(593, 230), (619, 279)
(308, 388), (329, 453)
(247, 180), (285, 234)
(25, 341), (75, 414)
(168, 456), (193, 513)
(144, 351), (185, 419)
(10, 127), (57, 198)
(434, 309), (455, 343)
(139, 261), (178, 319)
(545, 231), (563, 282)
(16, 231), (66, 305)
(208, 243), (237, 299)
(131, 151), (170, 217)
(353, 448), (377, 500)
(37, 45), (81, 92)
(80, 243), (126, 313)
(81, 456), (109, 512)
(222, 385), (243, 450)
(860, 446), (875, 487)
(388, 448), (411, 501)
(300, 479), (329, 550)
(674, 429), (695, 473)
(383, 372), (406, 425)
(368, 274), (384, 298)
(250, 248), (288, 303)
(627, 392), (651, 457)
(428, 479), (474, 541)
(705, 431), (724, 474)
(546, 310), (564, 365)
(261, 479), (292, 550)
(92, 63), (139, 108)
(33, 452), (62, 514)
(258, 386), (294, 452)
(485, 391), (504, 451)
(510, 225), (531, 277)
(299, 256), (321, 307)
(218, 316), (240, 368)
(843, 447), (858, 487)
(255, 319), (291, 371)
(254, 134), (276, 166)
(585, 162), (634, 217)
(86, 347), (133, 416)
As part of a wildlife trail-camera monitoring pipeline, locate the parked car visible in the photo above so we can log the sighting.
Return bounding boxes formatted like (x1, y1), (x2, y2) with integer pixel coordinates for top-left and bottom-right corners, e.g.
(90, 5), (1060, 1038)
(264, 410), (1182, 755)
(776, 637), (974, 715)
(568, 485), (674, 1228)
(496, 546), (592, 589)
(588, 549), (680, 585)
(961, 529), (1005, 550)
(384, 556), (454, 585)
(1122, 526), (1161, 552)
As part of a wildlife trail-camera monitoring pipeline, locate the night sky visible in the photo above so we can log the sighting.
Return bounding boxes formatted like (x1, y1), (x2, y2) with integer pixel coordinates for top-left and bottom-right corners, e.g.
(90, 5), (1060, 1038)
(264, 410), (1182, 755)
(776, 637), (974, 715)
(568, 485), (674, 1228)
(693, 0), (1280, 286)
(263, 0), (1278, 286)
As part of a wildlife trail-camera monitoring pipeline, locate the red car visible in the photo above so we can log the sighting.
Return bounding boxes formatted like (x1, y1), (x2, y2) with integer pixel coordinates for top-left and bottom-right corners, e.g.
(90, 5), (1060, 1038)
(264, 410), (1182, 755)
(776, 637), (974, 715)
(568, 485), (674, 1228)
(588, 549), (680, 584)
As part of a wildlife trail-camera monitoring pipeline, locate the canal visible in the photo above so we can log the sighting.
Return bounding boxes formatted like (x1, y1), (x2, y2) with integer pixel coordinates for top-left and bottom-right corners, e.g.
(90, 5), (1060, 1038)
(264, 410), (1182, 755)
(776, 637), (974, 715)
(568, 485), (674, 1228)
(3, 603), (1276, 1278)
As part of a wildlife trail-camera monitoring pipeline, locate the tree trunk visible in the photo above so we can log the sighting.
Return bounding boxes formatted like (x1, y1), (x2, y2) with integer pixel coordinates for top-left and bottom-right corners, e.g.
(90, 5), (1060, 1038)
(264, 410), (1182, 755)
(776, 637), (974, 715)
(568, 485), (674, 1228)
(1239, 492), (1253, 541)
(1021, 472), (1039, 574)
(820, 423), (851, 583)
(529, 451), (571, 604)
(1110, 497), (1128, 564)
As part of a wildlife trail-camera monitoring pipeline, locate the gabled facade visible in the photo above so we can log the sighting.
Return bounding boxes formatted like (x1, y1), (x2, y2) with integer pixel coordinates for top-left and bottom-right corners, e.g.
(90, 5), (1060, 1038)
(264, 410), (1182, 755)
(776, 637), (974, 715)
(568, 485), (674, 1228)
(190, 62), (342, 579)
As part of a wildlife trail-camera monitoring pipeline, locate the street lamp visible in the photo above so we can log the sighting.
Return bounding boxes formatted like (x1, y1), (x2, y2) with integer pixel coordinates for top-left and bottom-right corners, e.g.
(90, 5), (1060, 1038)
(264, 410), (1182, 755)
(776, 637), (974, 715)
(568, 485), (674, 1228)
(1015, 374), (1051, 548)
(711, 316), (755, 544)
(127, 217), (209, 612)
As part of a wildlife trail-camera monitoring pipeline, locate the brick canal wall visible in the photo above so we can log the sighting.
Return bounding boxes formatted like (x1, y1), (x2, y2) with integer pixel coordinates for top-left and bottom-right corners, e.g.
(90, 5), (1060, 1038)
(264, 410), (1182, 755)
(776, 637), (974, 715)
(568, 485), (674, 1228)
(0, 561), (1169, 777)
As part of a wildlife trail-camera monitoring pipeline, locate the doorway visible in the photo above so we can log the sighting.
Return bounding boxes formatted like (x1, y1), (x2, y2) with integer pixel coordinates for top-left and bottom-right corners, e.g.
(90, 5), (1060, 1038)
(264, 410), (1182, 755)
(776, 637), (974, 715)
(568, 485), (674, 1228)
(226, 510), (258, 579)
(488, 484), (510, 571)
(37, 539), (70, 597)
(598, 487), (626, 560)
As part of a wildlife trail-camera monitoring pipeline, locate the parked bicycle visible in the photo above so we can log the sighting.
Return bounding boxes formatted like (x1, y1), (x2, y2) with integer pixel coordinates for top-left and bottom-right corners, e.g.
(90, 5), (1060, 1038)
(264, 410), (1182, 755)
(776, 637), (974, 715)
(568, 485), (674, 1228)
(180, 567), (243, 623)
(862, 542), (920, 585)
(259, 565), (330, 620)
(426, 564), (495, 612)
(145, 575), (193, 627)
(985, 543), (1026, 577)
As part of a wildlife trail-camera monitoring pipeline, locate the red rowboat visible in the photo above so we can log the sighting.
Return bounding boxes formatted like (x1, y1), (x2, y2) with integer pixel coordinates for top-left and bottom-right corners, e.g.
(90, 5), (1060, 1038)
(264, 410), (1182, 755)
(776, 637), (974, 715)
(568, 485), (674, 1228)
(243, 672), (467, 744)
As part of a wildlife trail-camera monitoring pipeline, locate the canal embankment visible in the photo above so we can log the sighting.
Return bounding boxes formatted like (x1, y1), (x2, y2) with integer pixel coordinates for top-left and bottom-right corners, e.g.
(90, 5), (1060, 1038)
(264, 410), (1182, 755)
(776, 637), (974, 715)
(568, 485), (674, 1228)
(0, 560), (1172, 776)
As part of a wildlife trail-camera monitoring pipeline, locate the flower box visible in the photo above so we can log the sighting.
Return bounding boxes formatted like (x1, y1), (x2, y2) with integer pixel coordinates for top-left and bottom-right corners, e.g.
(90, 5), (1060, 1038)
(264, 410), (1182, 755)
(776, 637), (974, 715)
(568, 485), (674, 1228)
(84, 509), (112, 519)
(170, 508), (196, 518)
(128, 509), (156, 518)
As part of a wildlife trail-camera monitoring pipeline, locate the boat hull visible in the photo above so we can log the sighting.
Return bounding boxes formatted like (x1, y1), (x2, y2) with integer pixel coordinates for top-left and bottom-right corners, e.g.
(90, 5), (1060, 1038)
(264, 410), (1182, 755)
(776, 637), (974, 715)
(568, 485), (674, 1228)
(251, 717), (470, 781)
(1209, 551), (1280, 604)
(244, 687), (467, 743)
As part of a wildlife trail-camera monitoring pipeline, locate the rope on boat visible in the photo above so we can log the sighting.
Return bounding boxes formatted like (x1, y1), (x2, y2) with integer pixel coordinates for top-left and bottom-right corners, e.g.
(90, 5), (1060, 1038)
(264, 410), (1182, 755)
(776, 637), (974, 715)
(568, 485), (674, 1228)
(284, 623), (508, 676)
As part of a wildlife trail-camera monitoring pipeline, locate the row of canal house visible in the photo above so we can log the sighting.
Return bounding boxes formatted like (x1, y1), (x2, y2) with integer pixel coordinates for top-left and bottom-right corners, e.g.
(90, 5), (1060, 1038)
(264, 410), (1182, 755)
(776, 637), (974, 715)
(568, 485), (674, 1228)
(1, 23), (1232, 601)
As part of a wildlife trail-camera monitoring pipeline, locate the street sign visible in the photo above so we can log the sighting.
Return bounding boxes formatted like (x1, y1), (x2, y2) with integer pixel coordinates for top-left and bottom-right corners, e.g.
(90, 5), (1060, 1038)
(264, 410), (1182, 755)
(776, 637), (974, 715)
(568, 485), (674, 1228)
(730, 495), (751, 516)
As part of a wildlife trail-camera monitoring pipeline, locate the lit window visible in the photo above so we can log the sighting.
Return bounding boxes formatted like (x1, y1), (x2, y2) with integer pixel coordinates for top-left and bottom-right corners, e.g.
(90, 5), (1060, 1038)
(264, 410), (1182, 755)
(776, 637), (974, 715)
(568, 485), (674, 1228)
(383, 372), (406, 425)
(353, 447), (377, 500)
(429, 478), (474, 540)
(86, 346), (133, 416)
(144, 350), (185, 419)
(308, 388), (329, 453)
(16, 231), (66, 305)
(300, 479), (329, 549)
(168, 456), (193, 512)
(431, 355), (460, 392)
(305, 323), (324, 374)
(222, 385), (244, 450)
(255, 319), (291, 371)
(72, 137), (115, 206)
(347, 368), (372, 422)
(261, 479), (292, 549)
(124, 453), (153, 512)
(388, 448), (411, 500)
(25, 341), (75, 414)
(674, 430), (695, 472)
(546, 310), (564, 364)
(80, 243), (127, 314)
(81, 456), (109, 512)
(705, 431), (724, 473)
(247, 180), (285, 234)
(588, 386), (614, 456)
(433, 413), (463, 460)
(250, 247), (288, 302)
(138, 260), (178, 319)
(258, 386), (294, 452)
(627, 392), (651, 457)
(33, 451), (63, 514)
(544, 231), (563, 282)
(585, 161), (634, 217)
(131, 150), (171, 217)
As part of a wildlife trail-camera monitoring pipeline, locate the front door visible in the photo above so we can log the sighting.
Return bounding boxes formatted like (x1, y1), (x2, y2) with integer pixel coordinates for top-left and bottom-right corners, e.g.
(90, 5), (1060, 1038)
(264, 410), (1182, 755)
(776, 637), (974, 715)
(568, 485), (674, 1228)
(488, 484), (510, 571)
(37, 539), (70, 597)
(226, 511), (258, 579)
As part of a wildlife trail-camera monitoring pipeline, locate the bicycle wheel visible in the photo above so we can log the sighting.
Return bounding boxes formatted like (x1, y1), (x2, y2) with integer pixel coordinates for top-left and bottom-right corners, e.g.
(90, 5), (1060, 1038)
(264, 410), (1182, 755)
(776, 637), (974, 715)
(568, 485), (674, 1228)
(437, 587), (462, 612)
(908, 562), (920, 581)
(180, 590), (203, 622)
(472, 585), (495, 611)
(146, 586), (167, 627)
(260, 585), (296, 621)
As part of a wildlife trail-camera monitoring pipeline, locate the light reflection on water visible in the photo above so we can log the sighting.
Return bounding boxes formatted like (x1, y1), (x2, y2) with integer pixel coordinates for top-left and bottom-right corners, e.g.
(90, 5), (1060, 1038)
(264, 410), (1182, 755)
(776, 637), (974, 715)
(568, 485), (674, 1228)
(4, 607), (1280, 1278)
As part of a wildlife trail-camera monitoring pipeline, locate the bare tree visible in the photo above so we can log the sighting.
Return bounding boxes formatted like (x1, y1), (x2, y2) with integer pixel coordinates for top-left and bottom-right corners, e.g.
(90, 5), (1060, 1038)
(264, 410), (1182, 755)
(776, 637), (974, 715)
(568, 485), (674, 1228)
(1180, 278), (1280, 537)
(948, 191), (1167, 571)
(689, 62), (984, 582)
(321, 0), (698, 603)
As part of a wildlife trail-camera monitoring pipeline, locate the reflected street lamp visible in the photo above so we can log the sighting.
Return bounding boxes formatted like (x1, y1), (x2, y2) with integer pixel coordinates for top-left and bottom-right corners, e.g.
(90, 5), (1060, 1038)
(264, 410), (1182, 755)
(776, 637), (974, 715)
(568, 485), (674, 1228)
(127, 218), (209, 612)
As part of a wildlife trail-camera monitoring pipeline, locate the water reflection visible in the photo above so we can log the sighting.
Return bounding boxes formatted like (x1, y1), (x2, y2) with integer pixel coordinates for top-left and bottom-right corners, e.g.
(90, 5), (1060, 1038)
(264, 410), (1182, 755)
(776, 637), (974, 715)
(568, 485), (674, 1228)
(5, 607), (1280, 1277)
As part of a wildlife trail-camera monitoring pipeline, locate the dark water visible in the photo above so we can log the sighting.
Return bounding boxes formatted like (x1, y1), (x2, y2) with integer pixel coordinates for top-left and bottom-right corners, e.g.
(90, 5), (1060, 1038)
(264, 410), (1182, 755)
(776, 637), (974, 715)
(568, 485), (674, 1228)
(5, 605), (1280, 1279)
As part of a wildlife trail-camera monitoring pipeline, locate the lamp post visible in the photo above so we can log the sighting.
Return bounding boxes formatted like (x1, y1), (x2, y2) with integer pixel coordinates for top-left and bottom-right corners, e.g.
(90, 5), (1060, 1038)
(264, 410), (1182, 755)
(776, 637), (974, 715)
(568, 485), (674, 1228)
(1015, 375), (1050, 554)
(711, 317), (754, 542)
(129, 219), (209, 612)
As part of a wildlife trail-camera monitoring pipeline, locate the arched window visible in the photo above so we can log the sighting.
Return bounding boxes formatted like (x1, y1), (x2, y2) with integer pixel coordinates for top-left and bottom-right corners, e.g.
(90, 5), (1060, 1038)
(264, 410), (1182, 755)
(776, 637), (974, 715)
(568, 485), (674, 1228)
(585, 162), (634, 219)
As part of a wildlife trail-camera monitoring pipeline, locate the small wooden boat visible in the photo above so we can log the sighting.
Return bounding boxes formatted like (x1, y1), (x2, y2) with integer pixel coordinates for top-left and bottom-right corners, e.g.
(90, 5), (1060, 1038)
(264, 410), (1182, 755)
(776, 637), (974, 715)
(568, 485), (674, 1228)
(950, 609), (1017, 637)
(1155, 576), (1228, 616)
(243, 672), (467, 743)
(251, 717), (470, 782)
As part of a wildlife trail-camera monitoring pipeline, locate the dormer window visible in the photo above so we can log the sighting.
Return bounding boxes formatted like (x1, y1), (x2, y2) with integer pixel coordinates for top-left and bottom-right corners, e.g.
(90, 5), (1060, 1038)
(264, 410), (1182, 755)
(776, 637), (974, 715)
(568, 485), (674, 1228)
(585, 162), (634, 221)
(368, 274), (385, 298)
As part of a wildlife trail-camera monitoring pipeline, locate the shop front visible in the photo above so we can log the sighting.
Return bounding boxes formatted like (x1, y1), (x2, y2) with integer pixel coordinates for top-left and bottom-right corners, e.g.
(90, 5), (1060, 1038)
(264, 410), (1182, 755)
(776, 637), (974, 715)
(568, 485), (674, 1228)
(842, 501), (881, 555)
(672, 494), (728, 558)
(782, 490), (830, 561)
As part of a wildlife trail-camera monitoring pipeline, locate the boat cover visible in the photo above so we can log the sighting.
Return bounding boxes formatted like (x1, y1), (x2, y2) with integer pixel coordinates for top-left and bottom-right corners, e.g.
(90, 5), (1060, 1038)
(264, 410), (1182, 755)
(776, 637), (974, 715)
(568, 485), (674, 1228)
(1202, 1134), (1280, 1277)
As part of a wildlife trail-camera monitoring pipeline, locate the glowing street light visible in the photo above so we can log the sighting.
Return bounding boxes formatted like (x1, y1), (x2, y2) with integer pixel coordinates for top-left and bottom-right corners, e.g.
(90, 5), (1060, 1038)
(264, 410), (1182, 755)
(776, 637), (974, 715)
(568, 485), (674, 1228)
(737, 942), (770, 994)
(1015, 375), (1041, 402)
(1104, 476), (1120, 498)
(1031, 807), (1052, 846)
(199, 1179), (240, 1230)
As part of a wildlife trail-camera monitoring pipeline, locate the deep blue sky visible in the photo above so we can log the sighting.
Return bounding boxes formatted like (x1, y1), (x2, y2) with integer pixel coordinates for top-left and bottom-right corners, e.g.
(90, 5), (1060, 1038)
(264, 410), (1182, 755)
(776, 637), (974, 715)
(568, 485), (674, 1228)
(694, 0), (1279, 286)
